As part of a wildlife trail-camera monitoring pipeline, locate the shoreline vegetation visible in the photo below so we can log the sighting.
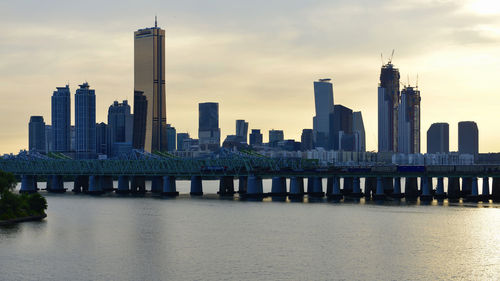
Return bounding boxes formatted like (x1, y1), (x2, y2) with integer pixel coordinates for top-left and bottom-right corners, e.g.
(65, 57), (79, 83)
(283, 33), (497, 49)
(0, 171), (47, 225)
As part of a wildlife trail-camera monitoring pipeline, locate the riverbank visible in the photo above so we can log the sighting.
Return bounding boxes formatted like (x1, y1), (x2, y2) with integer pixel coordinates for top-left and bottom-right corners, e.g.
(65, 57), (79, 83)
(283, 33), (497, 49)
(0, 213), (47, 226)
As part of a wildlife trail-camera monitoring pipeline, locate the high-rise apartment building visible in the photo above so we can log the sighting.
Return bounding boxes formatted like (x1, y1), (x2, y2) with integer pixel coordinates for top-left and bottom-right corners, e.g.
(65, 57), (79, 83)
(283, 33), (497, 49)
(269, 129), (284, 146)
(313, 79), (334, 148)
(96, 122), (108, 156)
(301, 129), (314, 151)
(108, 100), (133, 156)
(134, 20), (167, 152)
(398, 86), (421, 154)
(51, 85), (71, 152)
(166, 124), (176, 151)
(427, 123), (449, 153)
(132, 91), (148, 150)
(198, 102), (220, 151)
(236, 120), (249, 143)
(378, 62), (400, 152)
(176, 133), (189, 151)
(458, 121), (478, 156)
(45, 125), (52, 154)
(353, 112), (366, 152)
(249, 129), (263, 146)
(75, 82), (96, 158)
(29, 116), (46, 152)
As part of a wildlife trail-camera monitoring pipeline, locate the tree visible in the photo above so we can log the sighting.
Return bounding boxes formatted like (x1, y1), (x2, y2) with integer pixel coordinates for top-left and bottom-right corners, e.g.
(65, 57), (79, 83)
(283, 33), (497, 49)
(27, 193), (47, 214)
(0, 171), (16, 194)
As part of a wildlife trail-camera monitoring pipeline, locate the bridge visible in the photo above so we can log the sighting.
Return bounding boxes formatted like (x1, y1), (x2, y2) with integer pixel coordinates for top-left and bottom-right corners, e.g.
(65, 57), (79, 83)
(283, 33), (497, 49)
(1, 150), (500, 202)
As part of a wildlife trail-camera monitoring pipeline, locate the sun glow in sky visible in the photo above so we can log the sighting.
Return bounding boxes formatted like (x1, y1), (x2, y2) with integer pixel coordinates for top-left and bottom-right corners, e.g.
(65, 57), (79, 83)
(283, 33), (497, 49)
(1, 0), (500, 154)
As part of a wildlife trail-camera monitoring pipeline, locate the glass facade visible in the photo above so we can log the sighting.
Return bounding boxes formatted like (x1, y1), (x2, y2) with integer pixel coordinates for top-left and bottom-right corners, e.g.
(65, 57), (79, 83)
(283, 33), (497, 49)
(29, 116), (46, 152)
(51, 85), (71, 152)
(75, 82), (96, 158)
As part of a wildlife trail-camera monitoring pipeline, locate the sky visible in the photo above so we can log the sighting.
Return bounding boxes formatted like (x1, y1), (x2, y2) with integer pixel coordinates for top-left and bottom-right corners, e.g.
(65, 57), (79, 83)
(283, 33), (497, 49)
(1, 0), (500, 154)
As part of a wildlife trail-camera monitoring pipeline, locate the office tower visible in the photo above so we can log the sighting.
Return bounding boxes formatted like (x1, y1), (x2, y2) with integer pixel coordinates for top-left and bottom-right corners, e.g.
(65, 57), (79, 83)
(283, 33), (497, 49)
(269, 129), (284, 147)
(96, 122), (108, 156)
(330, 104), (353, 151)
(51, 85), (71, 152)
(45, 125), (52, 154)
(176, 133), (189, 151)
(301, 129), (314, 151)
(134, 20), (167, 152)
(236, 120), (249, 143)
(353, 112), (366, 152)
(398, 86), (421, 154)
(198, 102), (220, 151)
(133, 91), (148, 150)
(166, 124), (176, 151)
(458, 121), (479, 156)
(108, 100), (133, 156)
(29, 116), (46, 152)
(427, 123), (449, 153)
(75, 82), (96, 158)
(249, 129), (263, 146)
(313, 79), (334, 148)
(378, 61), (400, 152)
(70, 125), (75, 151)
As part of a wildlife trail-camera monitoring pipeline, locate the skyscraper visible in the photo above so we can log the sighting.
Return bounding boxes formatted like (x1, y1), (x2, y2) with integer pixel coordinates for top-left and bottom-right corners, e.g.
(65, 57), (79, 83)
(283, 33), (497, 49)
(75, 82), (96, 158)
(378, 62), (400, 152)
(313, 79), (334, 148)
(198, 102), (220, 151)
(51, 85), (71, 152)
(458, 121), (478, 156)
(301, 129), (314, 151)
(166, 124), (176, 151)
(134, 20), (167, 152)
(29, 116), (46, 152)
(249, 129), (263, 146)
(427, 123), (449, 153)
(132, 90), (148, 150)
(45, 125), (52, 154)
(330, 105), (353, 151)
(398, 86), (421, 154)
(236, 120), (249, 143)
(176, 133), (189, 151)
(95, 122), (108, 156)
(269, 129), (284, 146)
(108, 100), (133, 156)
(353, 112), (366, 152)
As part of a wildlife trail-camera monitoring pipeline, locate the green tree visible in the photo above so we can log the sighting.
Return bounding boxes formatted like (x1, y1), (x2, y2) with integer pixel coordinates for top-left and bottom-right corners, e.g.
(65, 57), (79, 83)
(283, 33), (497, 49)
(0, 171), (16, 194)
(26, 193), (47, 215)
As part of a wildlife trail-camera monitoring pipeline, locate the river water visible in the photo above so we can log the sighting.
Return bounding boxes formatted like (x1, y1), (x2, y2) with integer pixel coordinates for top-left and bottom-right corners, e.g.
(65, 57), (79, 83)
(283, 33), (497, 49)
(1, 180), (499, 280)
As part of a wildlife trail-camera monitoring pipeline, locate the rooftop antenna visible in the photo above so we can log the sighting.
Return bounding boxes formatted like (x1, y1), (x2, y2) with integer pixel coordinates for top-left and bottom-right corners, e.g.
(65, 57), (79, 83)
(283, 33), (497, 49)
(155, 15), (157, 28)
(381, 53), (384, 66)
(416, 74), (419, 88)
(388, 49), (395, 64)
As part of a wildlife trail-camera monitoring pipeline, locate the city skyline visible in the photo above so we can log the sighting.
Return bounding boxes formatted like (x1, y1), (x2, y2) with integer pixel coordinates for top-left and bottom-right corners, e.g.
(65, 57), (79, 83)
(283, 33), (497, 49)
(2, 0), (500, 154)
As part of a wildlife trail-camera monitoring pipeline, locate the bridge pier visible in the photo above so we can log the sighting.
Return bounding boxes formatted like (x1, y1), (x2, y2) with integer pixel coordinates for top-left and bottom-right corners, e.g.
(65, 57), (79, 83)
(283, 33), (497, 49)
(448, 177), (460, 201)
(327, 176), (342, 200)
(246, 175), (264, 198)
(326, 177), (333, 195)
(130, 176), (146, 194)
(20, 175), (37, 193)
(117, 176), (130, 194)
(383, 177), (393, 195)
(492, 178), (500, 202)
(435, 177), (445, 199)
(151, 176), (163, 193)
(364, 177), (376, 199)
(102, 176), (114, 192)
(391, 177), (403, 198)
(218, 176), (235, 196)
(342, 177), (353, 195)
(72, 175), (89, 193)
(310, 177), (324, 197)
(270, 177), (287, 196)
(238, 176), (247, 194)
(88, 176), (104, 194)
(48, 175), (65, 193)
(162, 176), (179, 196)
(481, 177), (490, 202)
(420, 177), (433, 201)
(461, 177), (472, 198)
(373, 177), (386, 200)
(466, 177), (479, 202)
(351, 177), (362, 197)
(307, 177), (314, 195)
(190, 176), (203, 196)
(405, 177), (418, 201)
(289, 177), (305, 199)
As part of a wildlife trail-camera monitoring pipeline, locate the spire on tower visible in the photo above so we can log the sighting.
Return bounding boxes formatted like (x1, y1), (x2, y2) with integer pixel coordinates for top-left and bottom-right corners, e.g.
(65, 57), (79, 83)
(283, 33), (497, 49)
(155, 15), (157, 28)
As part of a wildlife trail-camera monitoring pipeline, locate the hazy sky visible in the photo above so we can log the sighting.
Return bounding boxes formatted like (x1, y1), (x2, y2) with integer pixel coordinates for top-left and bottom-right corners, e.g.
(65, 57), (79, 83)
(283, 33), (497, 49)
(1, 0), (500, 154)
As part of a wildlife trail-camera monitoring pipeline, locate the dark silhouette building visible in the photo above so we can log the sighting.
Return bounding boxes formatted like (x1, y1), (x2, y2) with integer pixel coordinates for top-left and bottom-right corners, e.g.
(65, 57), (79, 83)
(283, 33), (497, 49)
(427, 123), (449, 153)
(378, 61), (400, 152)
(301, 129), (314, 151)
(51, 85), (71, 152)
(198, 102), (220, 151)
(398, 86), (421, 154)
(269, 130), (284, 147)
(458, 121), (478, 156)
(132, 91), (148, 150)
(75, 82), (96, 158)
(29, 116), (46, 153)
(108, 100), (133, 156)
(313, 79), (334, 148)
(166, 124), (176, 151)
(96, 122), (108, 156)
(176, 133), (189, 151)
(236, 120), (249, 144)
(249, 129), (263, 146)
(330, 104), (353, 151)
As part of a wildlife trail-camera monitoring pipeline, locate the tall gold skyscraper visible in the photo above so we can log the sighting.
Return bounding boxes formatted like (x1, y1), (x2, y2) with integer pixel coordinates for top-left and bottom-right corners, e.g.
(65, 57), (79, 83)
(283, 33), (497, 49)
(134, 18), (167, 152)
